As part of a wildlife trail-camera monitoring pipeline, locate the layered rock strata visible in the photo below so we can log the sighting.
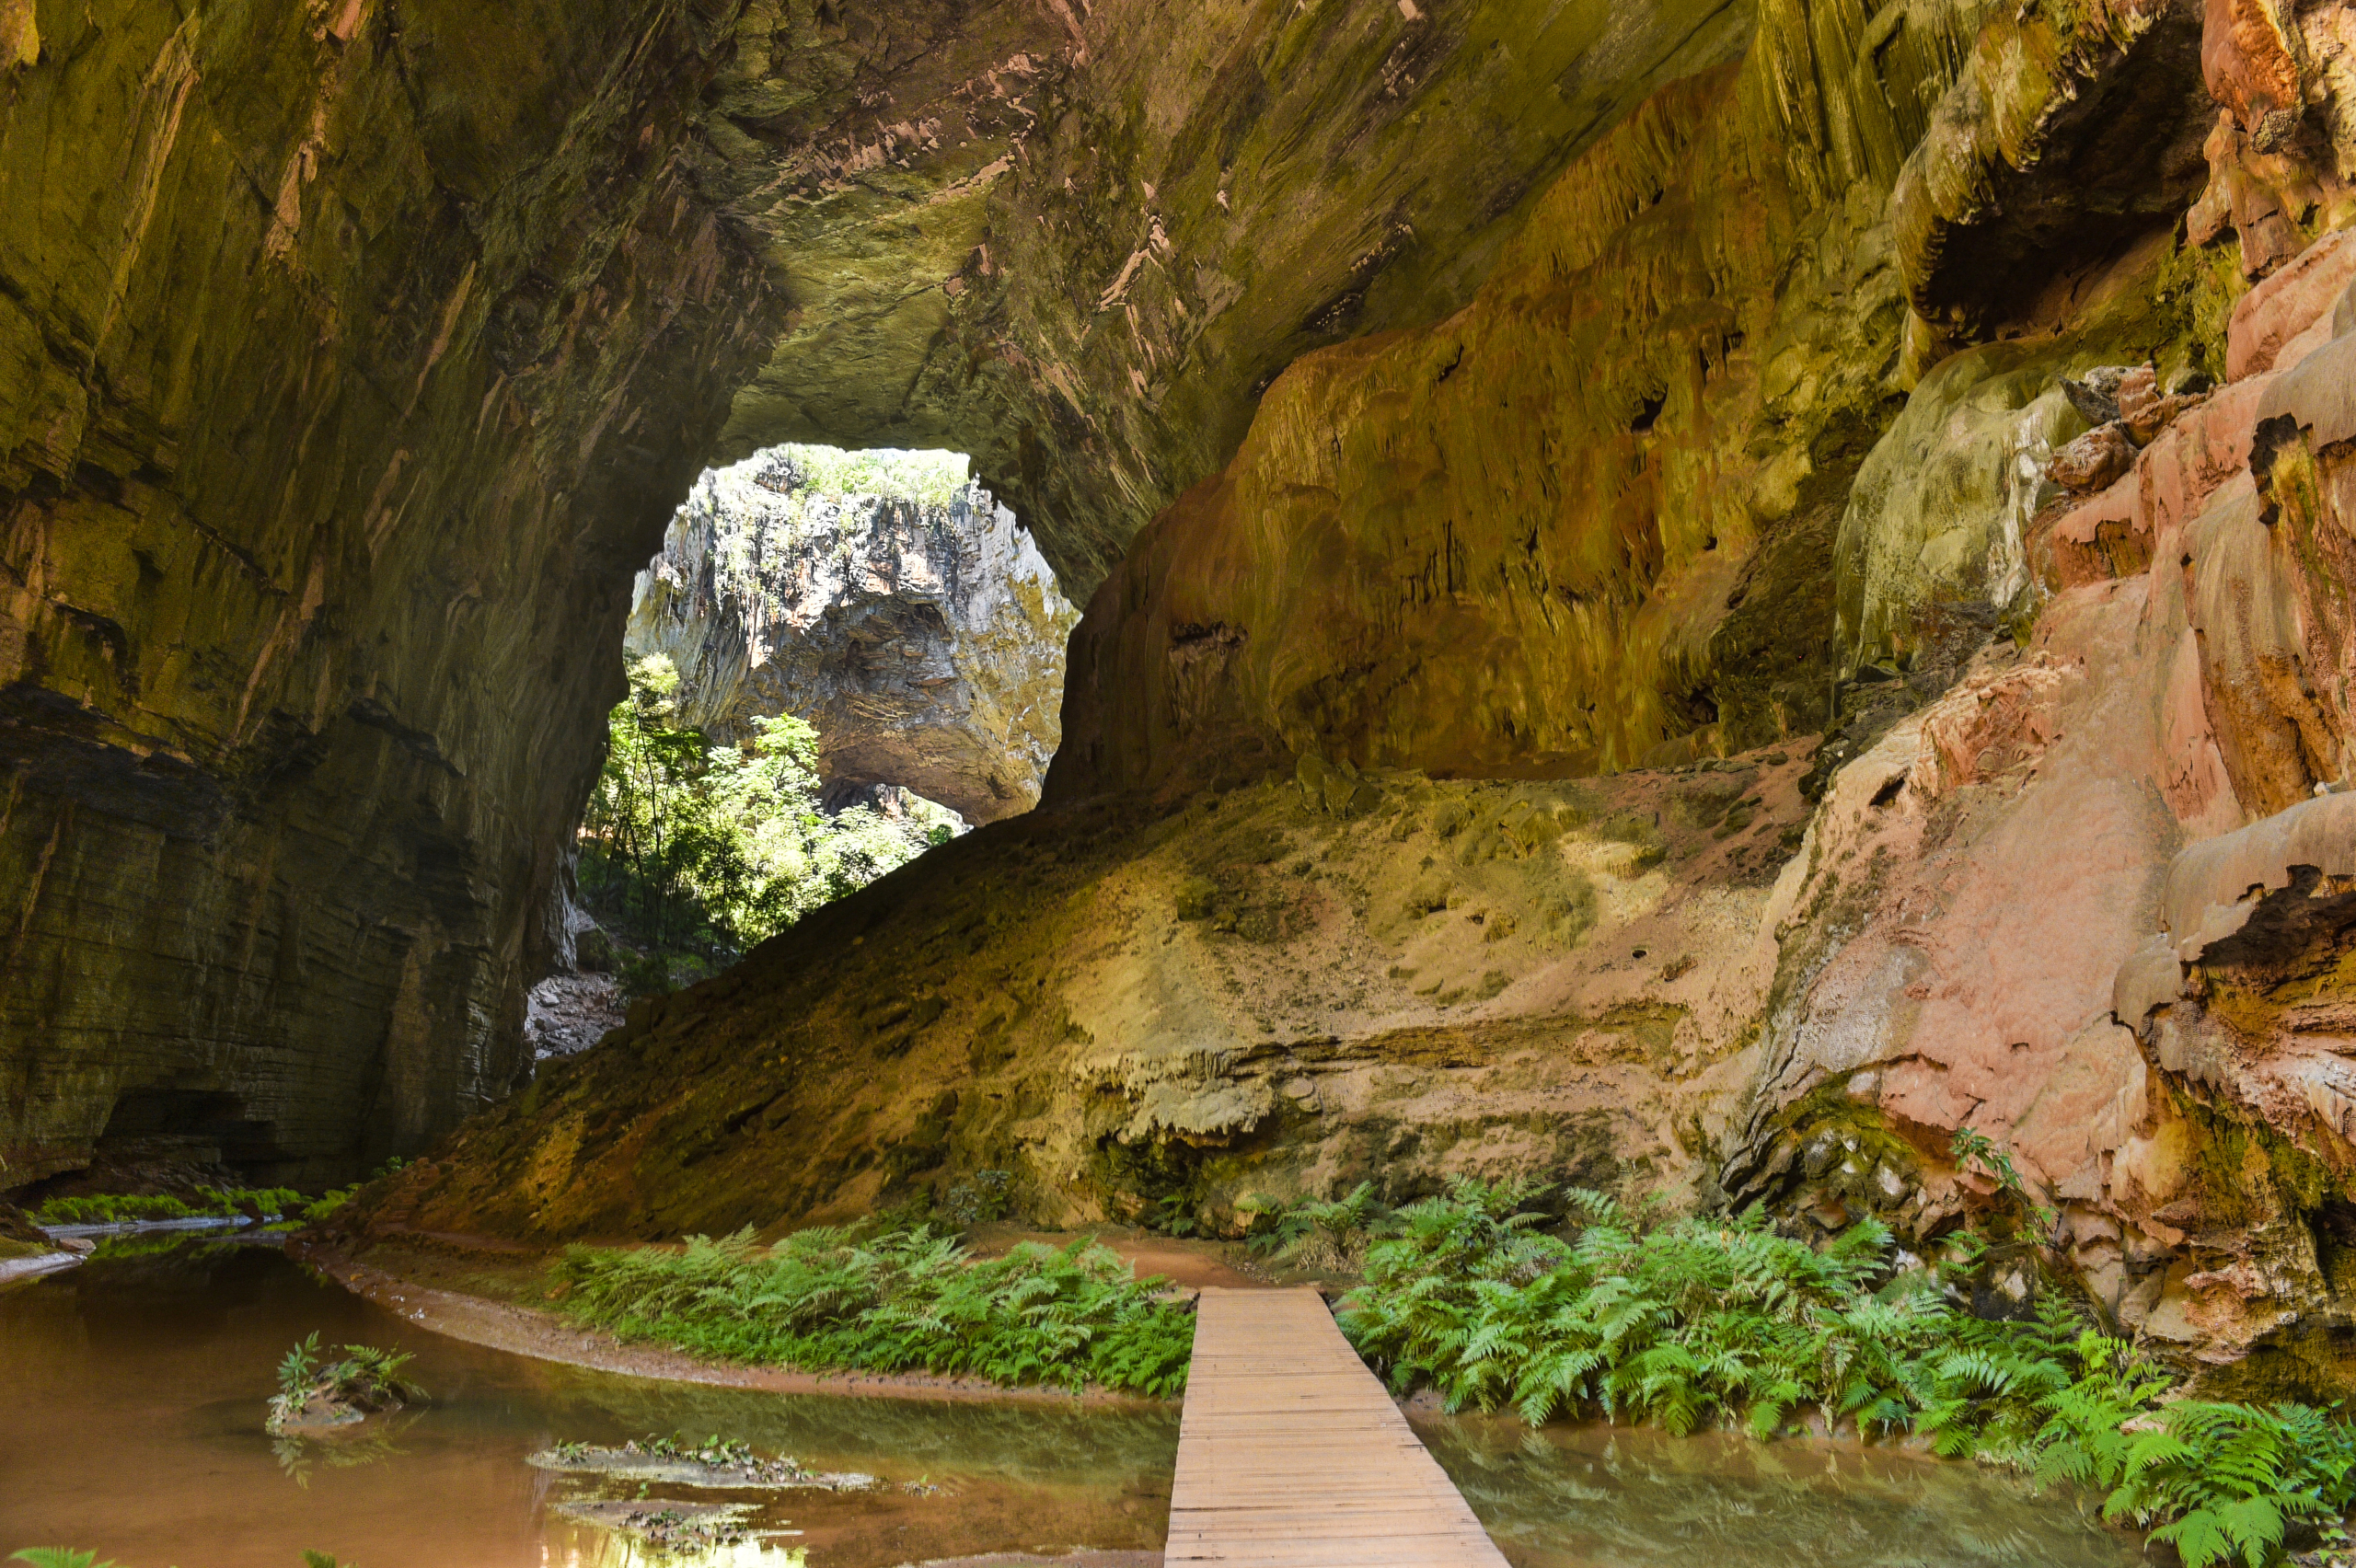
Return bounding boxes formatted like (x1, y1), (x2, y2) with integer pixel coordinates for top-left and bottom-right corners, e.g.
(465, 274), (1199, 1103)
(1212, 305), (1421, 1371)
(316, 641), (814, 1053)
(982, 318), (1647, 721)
(0, 0), (781, 1187)
(623, 448), (1076, 824)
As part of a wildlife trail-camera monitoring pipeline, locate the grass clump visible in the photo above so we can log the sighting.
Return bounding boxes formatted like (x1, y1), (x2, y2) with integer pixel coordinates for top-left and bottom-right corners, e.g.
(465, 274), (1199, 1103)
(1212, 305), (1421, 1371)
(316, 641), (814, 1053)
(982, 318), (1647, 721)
(1339, 1178), (2356, 1568)
(265, 1332), (426, 1434)
(550, 1225), (1194, 1398)
(31, 1186), (302, 1227)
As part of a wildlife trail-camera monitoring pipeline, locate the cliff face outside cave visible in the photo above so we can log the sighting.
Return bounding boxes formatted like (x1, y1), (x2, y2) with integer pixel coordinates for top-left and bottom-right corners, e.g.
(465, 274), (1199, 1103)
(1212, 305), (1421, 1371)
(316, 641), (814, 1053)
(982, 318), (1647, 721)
(623, 446), (1076, 826)
(14, 0), (2356, 1387)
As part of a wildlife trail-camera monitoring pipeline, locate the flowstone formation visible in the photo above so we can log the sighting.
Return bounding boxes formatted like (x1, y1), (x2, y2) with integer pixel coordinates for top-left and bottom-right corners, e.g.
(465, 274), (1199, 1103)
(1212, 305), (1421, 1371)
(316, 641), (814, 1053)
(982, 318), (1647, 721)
(623, 447), (1076, 824)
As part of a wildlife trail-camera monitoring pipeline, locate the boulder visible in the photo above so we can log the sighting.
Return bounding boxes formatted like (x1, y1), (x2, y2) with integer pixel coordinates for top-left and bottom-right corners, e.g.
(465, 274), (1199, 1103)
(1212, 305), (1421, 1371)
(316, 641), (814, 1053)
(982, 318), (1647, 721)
(2049, 422), (2139, 490)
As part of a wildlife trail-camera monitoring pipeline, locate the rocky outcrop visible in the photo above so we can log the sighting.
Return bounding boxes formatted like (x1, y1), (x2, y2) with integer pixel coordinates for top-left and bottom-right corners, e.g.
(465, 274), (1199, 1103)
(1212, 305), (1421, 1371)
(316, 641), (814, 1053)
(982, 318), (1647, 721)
(623, 448), (1075, 824)
(341, 749), (1823, 1244)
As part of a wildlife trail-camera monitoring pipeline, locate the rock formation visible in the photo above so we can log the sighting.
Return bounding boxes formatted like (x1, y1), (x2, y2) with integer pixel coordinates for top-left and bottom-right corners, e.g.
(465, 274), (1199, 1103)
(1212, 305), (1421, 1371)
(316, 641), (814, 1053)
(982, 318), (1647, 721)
(0, 0), (1718, 1186)
(622, 447), (1076, 824)
(16, 0), (2356, 1396)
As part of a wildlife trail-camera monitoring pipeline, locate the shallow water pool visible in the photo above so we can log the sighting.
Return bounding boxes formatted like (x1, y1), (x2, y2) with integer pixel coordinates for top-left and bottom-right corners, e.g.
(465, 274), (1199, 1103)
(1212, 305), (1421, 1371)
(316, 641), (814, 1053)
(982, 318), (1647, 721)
(0, 1238), (2147, 1567)
(0, 1237), (1175, 1566)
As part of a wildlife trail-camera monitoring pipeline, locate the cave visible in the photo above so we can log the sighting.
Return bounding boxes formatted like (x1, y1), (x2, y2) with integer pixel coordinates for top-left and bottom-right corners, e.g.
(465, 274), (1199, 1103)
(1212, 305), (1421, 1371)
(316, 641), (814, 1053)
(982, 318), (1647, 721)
(9, 0), (2356, 1556)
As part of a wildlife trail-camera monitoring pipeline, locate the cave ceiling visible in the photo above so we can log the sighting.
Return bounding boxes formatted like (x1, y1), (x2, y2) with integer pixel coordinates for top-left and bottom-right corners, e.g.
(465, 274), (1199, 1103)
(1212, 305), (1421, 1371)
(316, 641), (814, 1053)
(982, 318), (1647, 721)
(699, 0), (1760, 594)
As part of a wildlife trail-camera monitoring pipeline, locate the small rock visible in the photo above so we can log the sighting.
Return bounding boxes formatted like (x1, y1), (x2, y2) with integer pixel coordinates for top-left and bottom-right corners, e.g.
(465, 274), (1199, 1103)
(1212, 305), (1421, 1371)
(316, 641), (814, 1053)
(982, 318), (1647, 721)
(2048, 422), (2136, 491)
(1173, 876), (1219, 920)
(2062, 377), (2120, 427)
(2113, 364), (2204, 444)
(2126, 391), (2206, 446)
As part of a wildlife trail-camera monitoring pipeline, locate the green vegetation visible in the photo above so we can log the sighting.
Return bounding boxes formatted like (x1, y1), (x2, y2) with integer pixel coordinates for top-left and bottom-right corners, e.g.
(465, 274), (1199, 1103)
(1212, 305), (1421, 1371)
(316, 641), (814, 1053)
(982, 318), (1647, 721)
(1335, 1178), (2356, 1568)
(265, 1332), (426, 1435)
(580, 653), (955, 996)
(1240, 1182), (1391, 1271)
(770, 443), (971, 510)
(298, 1158), (409, 1224)
(550, 1224), (1194, 1397)
(29, 1159), (409, 1229)
(1951, 1126), (2059, 1235)
(30, 1186), (301, 1227)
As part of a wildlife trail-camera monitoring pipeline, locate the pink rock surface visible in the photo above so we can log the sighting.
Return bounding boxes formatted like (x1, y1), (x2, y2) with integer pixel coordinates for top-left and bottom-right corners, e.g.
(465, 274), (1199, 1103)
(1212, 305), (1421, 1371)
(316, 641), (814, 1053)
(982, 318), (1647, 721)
(2226, 226), (2356, 379)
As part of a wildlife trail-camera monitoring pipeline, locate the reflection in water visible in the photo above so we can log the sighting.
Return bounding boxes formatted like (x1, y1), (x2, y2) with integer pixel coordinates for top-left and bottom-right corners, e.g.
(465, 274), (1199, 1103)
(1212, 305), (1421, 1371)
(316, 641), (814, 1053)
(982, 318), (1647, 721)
(549, 1517), (804, 1568)
(1420, 1413), (2147, 1568)
(549, 1500), (804, 1568)
(0, 1238), (1176, 1567)
(272, 1412), (419, 1486)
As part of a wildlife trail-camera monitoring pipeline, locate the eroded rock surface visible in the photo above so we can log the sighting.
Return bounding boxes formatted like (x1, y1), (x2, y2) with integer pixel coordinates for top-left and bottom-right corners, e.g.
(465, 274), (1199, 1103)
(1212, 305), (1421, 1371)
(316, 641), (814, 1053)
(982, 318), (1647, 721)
(17, 0), (2356, 1398)
(346, 753), (1821, 1243)
(624, 448), (1075, 824)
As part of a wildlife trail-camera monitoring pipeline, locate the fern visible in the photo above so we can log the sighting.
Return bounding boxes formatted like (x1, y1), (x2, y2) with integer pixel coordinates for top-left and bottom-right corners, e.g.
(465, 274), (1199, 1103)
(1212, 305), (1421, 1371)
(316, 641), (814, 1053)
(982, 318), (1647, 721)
(550, 1224), (1194, 1397)
(1335, 1177), (2356, 1567)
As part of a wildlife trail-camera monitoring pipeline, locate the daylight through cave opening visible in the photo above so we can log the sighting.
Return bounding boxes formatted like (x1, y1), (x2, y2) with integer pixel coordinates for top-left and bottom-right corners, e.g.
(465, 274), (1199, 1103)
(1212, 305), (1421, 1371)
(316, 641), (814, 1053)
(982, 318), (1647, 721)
(525, 444), (1079, 1057)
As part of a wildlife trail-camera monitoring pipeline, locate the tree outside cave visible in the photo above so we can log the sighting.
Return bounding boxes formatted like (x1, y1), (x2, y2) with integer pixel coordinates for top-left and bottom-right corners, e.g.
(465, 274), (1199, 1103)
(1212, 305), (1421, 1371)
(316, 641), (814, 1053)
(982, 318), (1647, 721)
(576, 651), (958, 997)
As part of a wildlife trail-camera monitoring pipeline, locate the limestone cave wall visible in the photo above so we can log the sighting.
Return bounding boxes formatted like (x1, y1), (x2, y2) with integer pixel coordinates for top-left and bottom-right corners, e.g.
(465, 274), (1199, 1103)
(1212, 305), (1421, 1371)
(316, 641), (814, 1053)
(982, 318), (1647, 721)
(0, 0), (782, 1187)
(0, 0), (1759, 1188)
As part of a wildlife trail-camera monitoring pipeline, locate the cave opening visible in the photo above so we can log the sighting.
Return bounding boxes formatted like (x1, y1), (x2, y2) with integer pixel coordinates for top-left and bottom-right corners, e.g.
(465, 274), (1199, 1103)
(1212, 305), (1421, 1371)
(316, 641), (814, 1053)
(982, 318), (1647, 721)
(17, 1086), (286, 1205)
(525, 443), (1078, 1057)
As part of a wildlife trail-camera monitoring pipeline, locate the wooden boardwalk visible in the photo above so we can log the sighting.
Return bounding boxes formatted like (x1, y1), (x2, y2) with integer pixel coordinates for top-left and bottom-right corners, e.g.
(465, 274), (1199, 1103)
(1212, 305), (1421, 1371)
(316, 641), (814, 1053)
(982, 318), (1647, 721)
(1165, 1286), (1511, 1566)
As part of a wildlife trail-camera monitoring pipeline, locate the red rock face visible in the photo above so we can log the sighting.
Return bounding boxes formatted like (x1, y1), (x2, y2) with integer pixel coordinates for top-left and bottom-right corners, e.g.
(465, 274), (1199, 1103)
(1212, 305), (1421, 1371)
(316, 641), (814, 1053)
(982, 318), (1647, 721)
(2050, 423), (2141, 492)
(1738, 220), (2356, 1373)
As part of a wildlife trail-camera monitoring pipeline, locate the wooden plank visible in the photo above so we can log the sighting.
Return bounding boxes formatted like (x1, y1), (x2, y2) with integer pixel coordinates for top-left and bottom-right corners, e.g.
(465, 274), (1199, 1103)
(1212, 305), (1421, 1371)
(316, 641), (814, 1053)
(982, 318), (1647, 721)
(1165, 1287), (1509, 1567)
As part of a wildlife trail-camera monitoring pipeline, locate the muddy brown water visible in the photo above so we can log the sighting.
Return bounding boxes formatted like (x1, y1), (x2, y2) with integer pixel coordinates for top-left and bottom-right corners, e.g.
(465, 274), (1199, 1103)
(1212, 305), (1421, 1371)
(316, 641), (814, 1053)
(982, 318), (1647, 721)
(0, 1236), (2145, 1567)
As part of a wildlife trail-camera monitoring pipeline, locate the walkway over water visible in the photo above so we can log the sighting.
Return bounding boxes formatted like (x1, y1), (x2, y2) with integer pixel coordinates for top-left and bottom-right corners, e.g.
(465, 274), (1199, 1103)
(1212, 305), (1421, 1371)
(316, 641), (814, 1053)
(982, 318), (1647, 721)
(1167, 1286), (1511, 1566)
